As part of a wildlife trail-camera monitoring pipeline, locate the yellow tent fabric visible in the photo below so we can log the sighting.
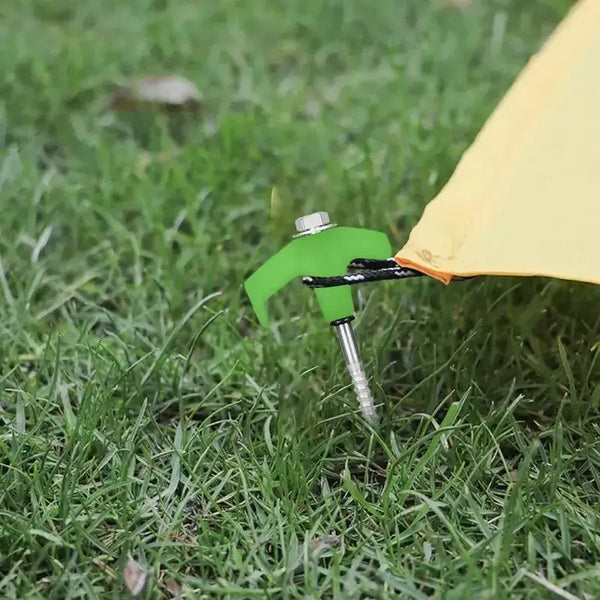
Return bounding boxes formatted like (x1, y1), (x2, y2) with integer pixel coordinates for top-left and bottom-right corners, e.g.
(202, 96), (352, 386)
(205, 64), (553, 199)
(395, 0), (600, 285)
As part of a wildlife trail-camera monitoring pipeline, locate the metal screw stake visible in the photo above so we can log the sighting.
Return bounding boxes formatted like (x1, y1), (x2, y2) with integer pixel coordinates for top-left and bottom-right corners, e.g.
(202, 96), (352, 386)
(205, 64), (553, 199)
(334, 319), (377, 423)
(295, 212), (377, 423)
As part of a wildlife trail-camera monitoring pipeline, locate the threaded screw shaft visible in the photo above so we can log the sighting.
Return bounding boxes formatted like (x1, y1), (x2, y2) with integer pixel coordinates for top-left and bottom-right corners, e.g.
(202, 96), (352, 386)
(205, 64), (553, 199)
(334, 320), (377, 424)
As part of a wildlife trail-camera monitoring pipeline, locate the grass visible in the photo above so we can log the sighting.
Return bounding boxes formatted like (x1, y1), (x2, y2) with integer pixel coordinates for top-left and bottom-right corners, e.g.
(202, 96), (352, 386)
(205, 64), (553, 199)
(2, 0), (600, 598)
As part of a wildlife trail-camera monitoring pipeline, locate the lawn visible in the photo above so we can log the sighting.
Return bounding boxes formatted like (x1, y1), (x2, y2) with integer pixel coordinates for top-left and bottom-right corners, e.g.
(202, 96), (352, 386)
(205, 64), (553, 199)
(2, 0), (600, 598)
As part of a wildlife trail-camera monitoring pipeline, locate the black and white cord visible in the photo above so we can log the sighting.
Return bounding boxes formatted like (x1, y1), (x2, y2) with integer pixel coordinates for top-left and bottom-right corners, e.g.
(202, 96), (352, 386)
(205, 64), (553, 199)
(302, 258), (424, 289)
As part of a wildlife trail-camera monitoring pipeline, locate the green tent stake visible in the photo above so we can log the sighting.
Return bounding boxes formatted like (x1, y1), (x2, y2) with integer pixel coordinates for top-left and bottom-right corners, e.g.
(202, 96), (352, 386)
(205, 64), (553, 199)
(245, 211), (392, 422)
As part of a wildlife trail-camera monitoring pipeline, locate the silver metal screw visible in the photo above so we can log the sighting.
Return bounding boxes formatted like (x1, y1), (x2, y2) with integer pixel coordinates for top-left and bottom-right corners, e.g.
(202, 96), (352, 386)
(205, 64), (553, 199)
(293, 211), (377, 423)
(335, 320), (377, 423)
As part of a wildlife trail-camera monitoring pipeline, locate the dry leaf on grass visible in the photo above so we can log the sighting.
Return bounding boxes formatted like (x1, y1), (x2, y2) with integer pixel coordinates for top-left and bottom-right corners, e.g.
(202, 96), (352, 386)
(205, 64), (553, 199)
(111, 75), (203, 111)
(124, 557), (147, 597)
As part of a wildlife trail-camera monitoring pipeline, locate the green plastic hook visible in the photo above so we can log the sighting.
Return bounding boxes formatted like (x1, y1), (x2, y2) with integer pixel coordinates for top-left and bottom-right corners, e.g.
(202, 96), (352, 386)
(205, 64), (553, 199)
(245, 216), (392, 324)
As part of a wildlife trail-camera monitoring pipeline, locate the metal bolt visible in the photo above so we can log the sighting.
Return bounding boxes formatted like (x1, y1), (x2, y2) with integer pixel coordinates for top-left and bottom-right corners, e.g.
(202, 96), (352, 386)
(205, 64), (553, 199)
(294, 211), (334, 237)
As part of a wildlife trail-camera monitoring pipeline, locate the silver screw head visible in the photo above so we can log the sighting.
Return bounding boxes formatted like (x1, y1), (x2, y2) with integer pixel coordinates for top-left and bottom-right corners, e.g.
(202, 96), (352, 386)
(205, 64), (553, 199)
(294, 211), (331, 233)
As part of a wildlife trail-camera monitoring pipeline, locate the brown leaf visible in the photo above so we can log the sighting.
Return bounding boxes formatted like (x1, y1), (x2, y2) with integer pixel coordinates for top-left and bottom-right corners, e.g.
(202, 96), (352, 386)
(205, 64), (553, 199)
(124, 557), (147, 597)
(111, 75), (203, 111)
